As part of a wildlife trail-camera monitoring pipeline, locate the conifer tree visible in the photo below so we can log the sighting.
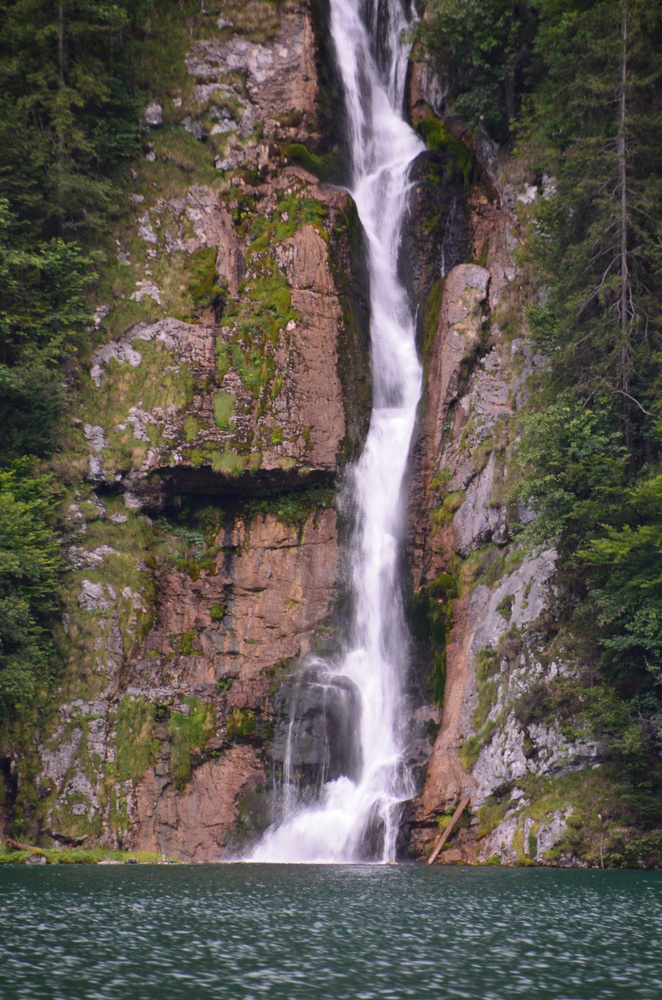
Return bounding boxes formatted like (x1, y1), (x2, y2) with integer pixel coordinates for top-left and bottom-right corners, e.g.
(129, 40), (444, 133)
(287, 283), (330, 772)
(0, 0), (148, 235)
(525, 0), (662, 431)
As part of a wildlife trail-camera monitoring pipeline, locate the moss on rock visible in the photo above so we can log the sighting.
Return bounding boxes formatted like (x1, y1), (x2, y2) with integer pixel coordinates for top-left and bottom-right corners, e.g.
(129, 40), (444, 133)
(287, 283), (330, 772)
(168, 697), (215, 790)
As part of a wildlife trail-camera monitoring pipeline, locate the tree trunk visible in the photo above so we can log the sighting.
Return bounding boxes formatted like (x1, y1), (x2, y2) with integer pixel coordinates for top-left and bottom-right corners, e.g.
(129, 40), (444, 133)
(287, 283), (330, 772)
(57, 1), (66, 232)
(618, 0), (629, 396)
(58, 2), (65, 86)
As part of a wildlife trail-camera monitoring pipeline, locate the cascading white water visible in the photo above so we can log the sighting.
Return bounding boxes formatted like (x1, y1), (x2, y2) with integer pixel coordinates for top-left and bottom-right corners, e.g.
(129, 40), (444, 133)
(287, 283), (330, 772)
(251, 0), (424, 863)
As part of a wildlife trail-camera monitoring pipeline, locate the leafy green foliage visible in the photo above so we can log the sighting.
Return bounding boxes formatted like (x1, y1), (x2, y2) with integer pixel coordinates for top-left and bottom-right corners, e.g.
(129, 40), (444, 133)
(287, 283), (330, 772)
(513, 395), (627, 551)
(470, 1), (662, 728)
(523, 0), (662, 417)
(0, 0), (152, 736)
(416, 0), (537, 140)
(0, 467), (62, 720)
(0, 0), (150, 237)
(512, 395), (662, 705)
(0, 200), (98, 460)
(579, 469), (662, 694)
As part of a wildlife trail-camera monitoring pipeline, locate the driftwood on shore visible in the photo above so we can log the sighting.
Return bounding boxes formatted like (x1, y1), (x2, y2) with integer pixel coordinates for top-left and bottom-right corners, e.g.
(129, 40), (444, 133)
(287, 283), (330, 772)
(427, 796), (471, 865)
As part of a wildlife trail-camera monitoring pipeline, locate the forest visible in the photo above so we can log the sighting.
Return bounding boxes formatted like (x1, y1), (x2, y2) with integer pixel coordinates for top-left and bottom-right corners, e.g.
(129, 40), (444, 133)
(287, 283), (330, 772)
(1, 0), (661, 846)
(0, 0), (152, 719)
(419, 0), (662, 815)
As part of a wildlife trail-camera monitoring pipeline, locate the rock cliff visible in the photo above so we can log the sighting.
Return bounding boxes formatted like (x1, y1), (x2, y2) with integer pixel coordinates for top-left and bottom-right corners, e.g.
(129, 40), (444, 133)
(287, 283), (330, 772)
(1, 0), (370, 861)
(401, 71), (618, 866)
(0, 1), (637, 868)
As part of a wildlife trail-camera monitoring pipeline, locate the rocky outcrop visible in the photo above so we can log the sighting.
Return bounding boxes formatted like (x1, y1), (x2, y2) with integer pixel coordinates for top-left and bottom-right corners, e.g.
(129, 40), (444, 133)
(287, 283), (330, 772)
(2, 0), (368, 859)
(128, 746), (264, 861)
(403, 125), (608, 863)
(82, 173), (350, 508)
(2, 3), (625, 869)
(34, 505), (340, 860)
(400, 55), (662, 869)
(59, 0), (363, 511)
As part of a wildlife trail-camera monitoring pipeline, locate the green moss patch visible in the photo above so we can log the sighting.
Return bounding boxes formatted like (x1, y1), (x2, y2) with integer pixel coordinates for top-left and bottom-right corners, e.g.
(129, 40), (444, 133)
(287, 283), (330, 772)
(243, 485), (334, 527)
(250, 193), (328, 249)
(216, 190), (327, 405)
(415, 119), (476, 186)
(423, 278), (444, 365)
(282, 143), (343, 184)
(114, 696), (159, 784)
(226, 707), (256, 742)
(0, 844), (176, 864)
(78, 338), (195, 479)
(410, 574), (457, 708)
(151, 126), (216, 176)
(210, 448), (246, 476)
(54, 504), (156, 701)
(431, 489), (465, 530)
(168, 697), (216, 789)
(213, 390), (237, 429)
(151, 503), (223, 581)
(188, 247), (227, 309)
(508, 766), (662, 868)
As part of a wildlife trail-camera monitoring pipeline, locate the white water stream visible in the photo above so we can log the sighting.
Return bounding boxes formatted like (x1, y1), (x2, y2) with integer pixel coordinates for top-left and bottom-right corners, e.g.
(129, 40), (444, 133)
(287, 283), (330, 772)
(252, 0), (424, 863)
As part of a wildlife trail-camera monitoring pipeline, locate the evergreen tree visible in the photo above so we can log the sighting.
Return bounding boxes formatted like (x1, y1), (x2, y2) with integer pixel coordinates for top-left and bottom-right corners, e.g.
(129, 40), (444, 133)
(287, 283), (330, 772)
(513, 0), (662, 709)
(0, 199), (98, 460)
(0, 466), (62, 721)
(417, 0), (537, 140)
(525, 0), (662, 433)
(0, 0), (149, 235)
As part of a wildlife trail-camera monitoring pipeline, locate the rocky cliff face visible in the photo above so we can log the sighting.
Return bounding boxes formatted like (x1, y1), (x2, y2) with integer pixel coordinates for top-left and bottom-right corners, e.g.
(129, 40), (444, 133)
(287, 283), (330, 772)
(401, 80), (614, 865)
(1, 0), (372, 861)
(1, 2), (625, 867)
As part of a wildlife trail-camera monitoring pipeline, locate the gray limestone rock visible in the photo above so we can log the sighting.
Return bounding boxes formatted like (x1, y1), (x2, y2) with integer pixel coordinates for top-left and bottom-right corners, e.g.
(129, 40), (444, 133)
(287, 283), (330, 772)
(130, 281), (162, 305)
(182, 116), (204, 140)
(143, 102), (163, 127)
(78, 580), (111, 612)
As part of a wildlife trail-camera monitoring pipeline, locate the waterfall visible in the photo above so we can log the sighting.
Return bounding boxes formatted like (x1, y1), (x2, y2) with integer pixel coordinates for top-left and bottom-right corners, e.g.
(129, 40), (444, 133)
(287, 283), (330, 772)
(251, 0), (424, 863)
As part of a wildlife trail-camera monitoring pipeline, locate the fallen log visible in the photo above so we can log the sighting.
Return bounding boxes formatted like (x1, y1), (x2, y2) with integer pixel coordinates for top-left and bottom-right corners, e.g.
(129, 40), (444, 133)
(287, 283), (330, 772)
(6, 839), (45, 853)
(427, 795), (471, 865)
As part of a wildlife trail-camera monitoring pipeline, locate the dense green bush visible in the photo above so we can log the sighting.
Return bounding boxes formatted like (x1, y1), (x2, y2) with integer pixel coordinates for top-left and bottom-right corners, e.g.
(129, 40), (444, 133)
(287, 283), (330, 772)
(0, 467), (62, 720)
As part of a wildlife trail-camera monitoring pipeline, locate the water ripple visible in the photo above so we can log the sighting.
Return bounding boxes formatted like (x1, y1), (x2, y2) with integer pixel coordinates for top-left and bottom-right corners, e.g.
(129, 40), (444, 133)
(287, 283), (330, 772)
(0, 866), (660, 999)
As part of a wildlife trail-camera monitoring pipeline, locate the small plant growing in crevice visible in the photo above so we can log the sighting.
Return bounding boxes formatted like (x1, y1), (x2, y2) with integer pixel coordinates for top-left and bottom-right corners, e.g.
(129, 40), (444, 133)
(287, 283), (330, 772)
(226, 706), (255, 742)
(496, 593), (515, 620)
(431, 490), (465, 530)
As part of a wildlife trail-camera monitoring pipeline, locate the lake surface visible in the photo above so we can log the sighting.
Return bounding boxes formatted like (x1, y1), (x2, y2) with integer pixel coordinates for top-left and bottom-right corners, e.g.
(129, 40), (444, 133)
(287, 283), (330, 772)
(1, 865), (660, 1000)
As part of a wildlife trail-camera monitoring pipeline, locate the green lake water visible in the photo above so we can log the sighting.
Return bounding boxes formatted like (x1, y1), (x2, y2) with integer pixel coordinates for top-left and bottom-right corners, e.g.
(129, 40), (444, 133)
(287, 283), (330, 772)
(0, 865), (660, 999)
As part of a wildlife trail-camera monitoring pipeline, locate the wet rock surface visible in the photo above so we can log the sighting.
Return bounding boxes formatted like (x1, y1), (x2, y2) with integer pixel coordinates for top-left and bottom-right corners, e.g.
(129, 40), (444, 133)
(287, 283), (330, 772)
(270, 666), (363, 787)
